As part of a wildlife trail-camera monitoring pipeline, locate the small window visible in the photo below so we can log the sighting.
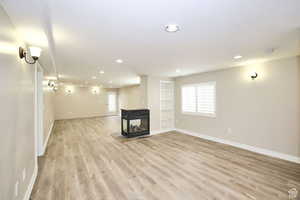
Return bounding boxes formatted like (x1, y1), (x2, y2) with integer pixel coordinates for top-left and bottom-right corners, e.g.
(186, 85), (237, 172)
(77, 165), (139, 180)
(181, 82), (216, 117)
(108, 92), (117, 112)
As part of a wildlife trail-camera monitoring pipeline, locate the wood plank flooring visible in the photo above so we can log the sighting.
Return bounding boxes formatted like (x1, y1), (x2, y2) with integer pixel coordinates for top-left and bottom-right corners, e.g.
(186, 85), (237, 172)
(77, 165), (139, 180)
(31, 116), (300, 200)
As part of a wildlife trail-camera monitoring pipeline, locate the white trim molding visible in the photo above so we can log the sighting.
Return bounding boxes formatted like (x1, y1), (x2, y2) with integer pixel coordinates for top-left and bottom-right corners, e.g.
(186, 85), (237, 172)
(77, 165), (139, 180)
(40, 120), (55, 156)
(151, 129), (175, 136)
(55, 113), (119, 120)
(175, 128), (300, 164)
(22, 163), (38, 200)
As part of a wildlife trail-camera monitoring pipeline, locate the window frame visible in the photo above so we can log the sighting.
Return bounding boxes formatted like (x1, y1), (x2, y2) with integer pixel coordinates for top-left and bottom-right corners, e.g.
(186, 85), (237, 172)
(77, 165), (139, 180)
(181, 81), (216, 118)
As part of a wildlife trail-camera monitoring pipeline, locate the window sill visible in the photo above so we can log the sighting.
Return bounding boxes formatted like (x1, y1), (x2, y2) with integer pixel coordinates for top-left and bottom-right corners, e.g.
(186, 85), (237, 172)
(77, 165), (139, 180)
(181, 112), (216, 118)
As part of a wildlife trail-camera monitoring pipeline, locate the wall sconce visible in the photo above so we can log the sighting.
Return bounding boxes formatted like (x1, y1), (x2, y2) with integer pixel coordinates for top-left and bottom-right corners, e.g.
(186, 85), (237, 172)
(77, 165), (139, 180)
(47, 80), (58, 92)
(19, 46), (42, 64)
(65, 86), (74, 95)
(92, 87), (100, 94)
(250, 72), (258, 80)
(48, 80), (56, 87)
(66, 89), (72, 95)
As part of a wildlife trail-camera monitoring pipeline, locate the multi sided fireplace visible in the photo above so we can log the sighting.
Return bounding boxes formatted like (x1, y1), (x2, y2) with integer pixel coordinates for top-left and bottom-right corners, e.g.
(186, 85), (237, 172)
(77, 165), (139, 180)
(121, 109), (150, 138)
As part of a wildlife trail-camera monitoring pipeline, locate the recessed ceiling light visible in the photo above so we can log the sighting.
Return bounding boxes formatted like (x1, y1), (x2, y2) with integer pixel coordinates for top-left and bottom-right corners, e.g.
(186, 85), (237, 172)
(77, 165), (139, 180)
(234, 55), (242, 59)
(176, 69), (181, 73)
(92, 76), (96, 79)
(115, 59), (123, 64)
(99, 70), (104, 74)
(165, 24), (180, 33)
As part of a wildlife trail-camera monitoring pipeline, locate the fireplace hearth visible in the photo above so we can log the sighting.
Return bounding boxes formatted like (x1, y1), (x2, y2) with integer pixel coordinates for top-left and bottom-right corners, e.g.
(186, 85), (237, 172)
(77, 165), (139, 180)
(121, 109), (150, 138)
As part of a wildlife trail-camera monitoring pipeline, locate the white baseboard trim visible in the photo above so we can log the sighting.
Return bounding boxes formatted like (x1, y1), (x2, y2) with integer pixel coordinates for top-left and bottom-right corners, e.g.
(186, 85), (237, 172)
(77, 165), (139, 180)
(55, 114), (119, 120)
(175, 128), (300, 164)
(40, 121), (55, 156)
(23, 163), (38, 200)
(151, 129), (175, 136)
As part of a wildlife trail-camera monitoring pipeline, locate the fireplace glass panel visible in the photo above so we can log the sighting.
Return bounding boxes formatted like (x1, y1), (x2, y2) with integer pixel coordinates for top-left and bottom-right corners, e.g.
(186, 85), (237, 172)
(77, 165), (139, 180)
(129, 118), (148, 133)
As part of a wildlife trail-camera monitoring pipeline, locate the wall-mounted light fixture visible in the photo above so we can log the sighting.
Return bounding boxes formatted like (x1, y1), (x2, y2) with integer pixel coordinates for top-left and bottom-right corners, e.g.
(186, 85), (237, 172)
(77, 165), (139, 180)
(65, 86), (74, 95)
(250, 72), (258, 80)
(19, 46), (42, 64)
(92, 86), (100, 94)
(66, 89), (72, 94)
(48, 80), (56, 87)
(47, 80), (58, 92)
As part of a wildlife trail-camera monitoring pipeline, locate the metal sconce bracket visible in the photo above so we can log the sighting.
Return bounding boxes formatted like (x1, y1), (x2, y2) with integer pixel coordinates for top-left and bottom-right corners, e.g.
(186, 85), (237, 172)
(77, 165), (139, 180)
(251, 72), (258, 80)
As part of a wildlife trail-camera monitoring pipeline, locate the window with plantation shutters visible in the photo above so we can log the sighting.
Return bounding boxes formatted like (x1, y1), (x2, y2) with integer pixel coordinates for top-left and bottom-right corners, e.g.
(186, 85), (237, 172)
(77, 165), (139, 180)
(182, 86), (197, 113)
(181, 82), (216, 117)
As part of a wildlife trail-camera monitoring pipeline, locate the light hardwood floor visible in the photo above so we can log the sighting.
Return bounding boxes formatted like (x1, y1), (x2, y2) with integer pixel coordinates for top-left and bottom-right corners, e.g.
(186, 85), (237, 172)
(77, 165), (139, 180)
(31, 116), (300, 200)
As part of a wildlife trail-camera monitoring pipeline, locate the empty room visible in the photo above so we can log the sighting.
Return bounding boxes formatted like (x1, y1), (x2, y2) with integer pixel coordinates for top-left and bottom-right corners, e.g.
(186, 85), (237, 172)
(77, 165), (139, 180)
(1, 0), (300, 199)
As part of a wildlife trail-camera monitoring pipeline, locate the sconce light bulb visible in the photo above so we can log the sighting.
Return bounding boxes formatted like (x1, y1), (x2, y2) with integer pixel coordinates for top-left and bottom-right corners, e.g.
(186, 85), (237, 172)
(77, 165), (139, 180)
(29, 46), (42, 58)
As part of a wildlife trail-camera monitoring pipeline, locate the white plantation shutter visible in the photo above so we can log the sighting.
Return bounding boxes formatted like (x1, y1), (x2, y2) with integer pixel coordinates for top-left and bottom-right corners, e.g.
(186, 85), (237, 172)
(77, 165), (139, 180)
(182, 86), (197, 112)
(181, 82), (216, 117)
(197, 82), (216, 116)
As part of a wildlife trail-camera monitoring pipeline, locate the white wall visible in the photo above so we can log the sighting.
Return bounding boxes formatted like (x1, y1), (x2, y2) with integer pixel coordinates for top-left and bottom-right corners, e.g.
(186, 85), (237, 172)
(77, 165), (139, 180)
(175, 56), (300, 157)
(42, 77), (55, 148)
(54, 85), (118, 120)
(119, 85), (142, 109)
(0, 6), (36, 200)
(139, 75), (148, 108)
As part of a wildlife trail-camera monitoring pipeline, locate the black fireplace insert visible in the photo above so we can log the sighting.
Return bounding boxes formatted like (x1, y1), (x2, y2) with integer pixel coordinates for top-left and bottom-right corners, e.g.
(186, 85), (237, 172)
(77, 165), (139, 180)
(121, 109), (150, 138)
